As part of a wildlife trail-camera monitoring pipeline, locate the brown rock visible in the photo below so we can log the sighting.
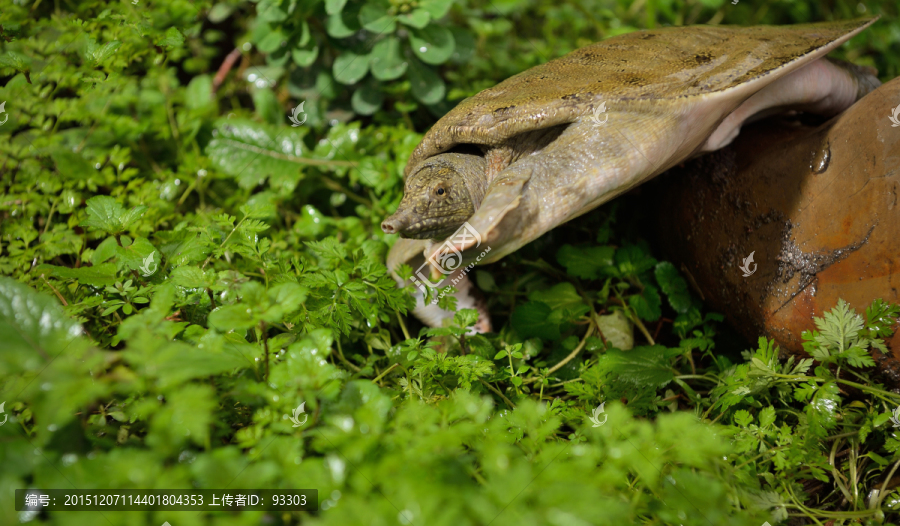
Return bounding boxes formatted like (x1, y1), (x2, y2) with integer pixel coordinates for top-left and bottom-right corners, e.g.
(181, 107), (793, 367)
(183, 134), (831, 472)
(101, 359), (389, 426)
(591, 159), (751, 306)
(655, 77), (900, 383)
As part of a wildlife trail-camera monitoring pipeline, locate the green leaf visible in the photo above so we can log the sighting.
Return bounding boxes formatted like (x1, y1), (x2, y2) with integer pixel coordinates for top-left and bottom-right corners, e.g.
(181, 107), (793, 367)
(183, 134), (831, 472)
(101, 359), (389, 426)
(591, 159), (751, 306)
(616, 244), (657, 277)
(370, 37), (407, 81)
(628, 283), (661, 321)
(89, 40), (122, 65)
(0, 277), (83, 371)
(326, 10), (359, 38)
(556, 244), (615, 280)
(80, 196), (147, 234)
(398, 9), (430, 28)
(206, 119), (307, 189)
(654, 262), (691, 314)
(157, 27), (184, 49)
(528, 282), (588, 318)
(171, 266), (213, 288)
(325, 0), (348, 15)
(185, 75), (214, 111)
(419, 0), (453, 19)
(595, 311), (633, 350)
(409, 25), (455, 65)
(597, 345), (674, 388)
(806, 381), (840, 437)
(511, 302), (559, 341)
(407, 57), (445, 105)
(35, 263), (118, 287)
(733, 410), (753, 427)
(292, 43), (319, 67)
(351, 81), (385, 115)
(51, 150), (95, 181)
(333, 51), (370, 85)
(453, 308), (479, 329)
(124, 339), (250, 389)
(359, 4), (396, 33)
(252, 87), (282, 125)
(256, 28), (284, 54)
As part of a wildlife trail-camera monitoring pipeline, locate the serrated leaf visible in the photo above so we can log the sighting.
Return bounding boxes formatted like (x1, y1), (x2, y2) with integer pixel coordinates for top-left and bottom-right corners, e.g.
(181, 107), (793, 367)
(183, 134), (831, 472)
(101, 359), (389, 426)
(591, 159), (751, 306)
(0, 277), (83, 369)
(206, 119), (308, 189)
(453, 308), (479, 329)
(90, 40), (121, 65)
(80, 196), (147, 234)
(528, 282), (588, 318)
(654, 262), (691, 314)
(35, 263), (118, 287)
(628, 283), (661, 321)
(208, 304), (258, 331)
(616, 244), (657, 277)
(157, 27), (184, 49)
(806, 381), (840, 437)
(597, 346), (674, 388)
(171, 266), (212, 288)
(556, 244), (615, 280)
(124, 339), (250, 389)
(511, 301), (559, 341)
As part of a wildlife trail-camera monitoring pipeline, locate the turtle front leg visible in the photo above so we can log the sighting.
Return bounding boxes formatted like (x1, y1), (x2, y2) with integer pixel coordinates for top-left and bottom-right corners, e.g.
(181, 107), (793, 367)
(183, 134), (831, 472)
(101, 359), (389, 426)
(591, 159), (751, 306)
(386, 238), (493, 333)
(702, 57), (881, 152)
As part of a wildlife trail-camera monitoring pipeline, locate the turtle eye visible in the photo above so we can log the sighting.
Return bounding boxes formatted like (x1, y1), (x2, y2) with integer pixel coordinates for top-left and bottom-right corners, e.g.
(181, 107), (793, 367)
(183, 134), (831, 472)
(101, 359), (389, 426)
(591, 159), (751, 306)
(435, 187), (446, 196)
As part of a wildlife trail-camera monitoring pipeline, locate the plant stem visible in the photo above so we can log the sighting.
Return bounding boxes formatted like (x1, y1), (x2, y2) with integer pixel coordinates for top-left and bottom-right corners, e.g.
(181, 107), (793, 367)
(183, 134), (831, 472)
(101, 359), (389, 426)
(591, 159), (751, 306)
(478, 378), (515, 409)
(526, 323), (595, 383)
(260, 321), (270, 382)
(372, 363), (400, 385)
(395, 310), (410, 340)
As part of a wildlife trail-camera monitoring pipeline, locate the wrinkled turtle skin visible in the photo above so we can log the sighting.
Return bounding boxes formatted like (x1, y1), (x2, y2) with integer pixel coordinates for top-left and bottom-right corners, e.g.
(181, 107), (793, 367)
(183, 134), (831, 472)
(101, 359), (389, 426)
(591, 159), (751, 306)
(653, 77), (900, 387)
(384, 18), (882, 330)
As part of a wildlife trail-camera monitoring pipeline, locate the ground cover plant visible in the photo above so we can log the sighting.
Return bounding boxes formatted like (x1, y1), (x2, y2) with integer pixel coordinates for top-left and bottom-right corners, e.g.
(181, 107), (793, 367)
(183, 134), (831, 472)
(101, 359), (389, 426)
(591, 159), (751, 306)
(2, 0), (900, 524)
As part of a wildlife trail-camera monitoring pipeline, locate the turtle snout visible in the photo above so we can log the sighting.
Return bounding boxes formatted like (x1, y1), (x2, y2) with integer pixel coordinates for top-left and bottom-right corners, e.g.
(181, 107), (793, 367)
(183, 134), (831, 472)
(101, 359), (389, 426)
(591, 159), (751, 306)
(381, 214), (407, 235)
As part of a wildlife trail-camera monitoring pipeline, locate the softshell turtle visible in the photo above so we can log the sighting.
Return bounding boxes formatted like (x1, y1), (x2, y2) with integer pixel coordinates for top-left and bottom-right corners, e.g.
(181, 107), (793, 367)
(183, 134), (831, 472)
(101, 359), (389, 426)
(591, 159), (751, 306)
(383, 18), (881, 328)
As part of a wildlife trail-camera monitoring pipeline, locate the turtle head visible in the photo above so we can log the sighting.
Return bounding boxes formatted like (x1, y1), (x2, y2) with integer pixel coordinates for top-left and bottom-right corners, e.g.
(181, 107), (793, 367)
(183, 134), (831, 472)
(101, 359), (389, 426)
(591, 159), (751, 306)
(382, 152), (487, 240)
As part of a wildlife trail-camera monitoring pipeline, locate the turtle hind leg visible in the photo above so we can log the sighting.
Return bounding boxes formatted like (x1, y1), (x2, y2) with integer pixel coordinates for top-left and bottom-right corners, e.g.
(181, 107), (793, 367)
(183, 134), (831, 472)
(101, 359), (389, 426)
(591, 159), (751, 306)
(701, 57), (881, 153)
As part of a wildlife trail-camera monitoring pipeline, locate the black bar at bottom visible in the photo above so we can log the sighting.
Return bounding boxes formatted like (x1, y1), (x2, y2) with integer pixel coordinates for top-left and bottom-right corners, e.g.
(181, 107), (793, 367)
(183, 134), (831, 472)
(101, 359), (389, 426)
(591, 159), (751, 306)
(15, 489), (318, 511)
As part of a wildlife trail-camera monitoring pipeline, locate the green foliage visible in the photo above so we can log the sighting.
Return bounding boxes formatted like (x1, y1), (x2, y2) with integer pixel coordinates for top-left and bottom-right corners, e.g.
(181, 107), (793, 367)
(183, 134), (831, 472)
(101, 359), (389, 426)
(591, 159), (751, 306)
(2, 0), (900, 524)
